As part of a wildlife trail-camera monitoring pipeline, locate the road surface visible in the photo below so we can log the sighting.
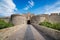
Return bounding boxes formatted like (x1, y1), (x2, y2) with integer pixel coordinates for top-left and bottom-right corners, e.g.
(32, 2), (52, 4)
(5, 24), (54, 40)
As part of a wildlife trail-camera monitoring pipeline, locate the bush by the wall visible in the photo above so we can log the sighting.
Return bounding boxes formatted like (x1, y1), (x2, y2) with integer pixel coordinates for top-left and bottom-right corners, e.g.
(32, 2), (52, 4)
(0, 19), (13, 29)
(39, 21), (60, 30)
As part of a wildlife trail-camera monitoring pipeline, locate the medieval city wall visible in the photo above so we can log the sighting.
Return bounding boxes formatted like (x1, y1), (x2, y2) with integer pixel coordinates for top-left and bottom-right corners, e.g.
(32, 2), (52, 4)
(31, 14), (49, 24)
(1, 13), (60, 25)
(10, 14), (27, 25)
(31, 13), (60, 24)
(49, 13), (60, 23)
(31, 15), (43, 24)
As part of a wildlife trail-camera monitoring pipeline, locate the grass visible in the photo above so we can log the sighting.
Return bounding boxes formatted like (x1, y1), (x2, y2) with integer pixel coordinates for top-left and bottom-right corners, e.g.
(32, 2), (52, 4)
(0, 19), (14, 29)
(39, 21), (60, 30)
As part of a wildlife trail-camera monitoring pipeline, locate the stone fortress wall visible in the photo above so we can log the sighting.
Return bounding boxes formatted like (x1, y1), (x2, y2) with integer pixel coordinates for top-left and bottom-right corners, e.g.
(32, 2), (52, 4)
(9, 13), (34, 25)
(0, 13), (60, 25)
(31, 13), (60, 24)
(10, 14), (27, 25)
(31, 14), (49, 24)
(49, 13), (60, 23)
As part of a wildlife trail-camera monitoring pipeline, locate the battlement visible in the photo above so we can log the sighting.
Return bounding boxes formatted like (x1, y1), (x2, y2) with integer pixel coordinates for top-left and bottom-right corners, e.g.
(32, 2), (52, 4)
(50, 13), (59, 16)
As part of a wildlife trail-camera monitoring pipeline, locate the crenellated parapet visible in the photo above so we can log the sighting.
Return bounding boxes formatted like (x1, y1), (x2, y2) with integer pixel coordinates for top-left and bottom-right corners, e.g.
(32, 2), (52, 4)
(50, 13), (59, 16)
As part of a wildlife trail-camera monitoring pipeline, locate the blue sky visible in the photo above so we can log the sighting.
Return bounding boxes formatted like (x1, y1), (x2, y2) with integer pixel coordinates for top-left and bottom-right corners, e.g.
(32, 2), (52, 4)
(0, 0), (60, 16)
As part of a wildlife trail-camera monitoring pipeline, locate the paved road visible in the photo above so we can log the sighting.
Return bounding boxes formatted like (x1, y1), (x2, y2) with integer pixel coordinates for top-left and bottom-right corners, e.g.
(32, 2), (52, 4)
(5, 24), (54, 40)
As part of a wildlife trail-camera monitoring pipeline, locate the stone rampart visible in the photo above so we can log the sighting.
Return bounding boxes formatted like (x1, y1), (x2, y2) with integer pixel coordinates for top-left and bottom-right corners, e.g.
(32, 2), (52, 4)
(10, 14), (27, 25)
(31, 13), (60, 24)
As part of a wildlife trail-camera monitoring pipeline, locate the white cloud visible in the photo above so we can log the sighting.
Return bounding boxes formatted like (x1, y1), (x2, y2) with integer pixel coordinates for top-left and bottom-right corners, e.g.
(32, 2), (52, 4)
(24, 0), (34, 10)
(0, 0), (17, 16)
(28, 0), (34, 7)
(24, 5), (29, 10)
(44, 1), (60, 14)
(30, 1), (60, 15)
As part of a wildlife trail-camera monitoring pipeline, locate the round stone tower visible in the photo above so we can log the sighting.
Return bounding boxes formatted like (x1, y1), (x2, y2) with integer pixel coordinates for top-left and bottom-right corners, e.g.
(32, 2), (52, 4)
(10, 14), (27, 25)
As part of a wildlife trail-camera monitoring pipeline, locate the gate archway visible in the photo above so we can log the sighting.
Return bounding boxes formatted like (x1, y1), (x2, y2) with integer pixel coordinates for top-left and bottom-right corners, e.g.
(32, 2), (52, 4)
(27, 20), (31, 24)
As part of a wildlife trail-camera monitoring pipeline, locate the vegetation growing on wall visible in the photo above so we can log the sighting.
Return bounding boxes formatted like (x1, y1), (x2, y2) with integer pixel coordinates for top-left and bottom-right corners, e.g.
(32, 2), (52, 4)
(39, 21), (60, 30)
(0, 19), (14, 29)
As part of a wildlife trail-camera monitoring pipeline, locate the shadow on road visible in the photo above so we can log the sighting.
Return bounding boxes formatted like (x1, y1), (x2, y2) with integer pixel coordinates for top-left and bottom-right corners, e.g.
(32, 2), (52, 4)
(33, 25), (56, 40)
(23, 25), (35, 40)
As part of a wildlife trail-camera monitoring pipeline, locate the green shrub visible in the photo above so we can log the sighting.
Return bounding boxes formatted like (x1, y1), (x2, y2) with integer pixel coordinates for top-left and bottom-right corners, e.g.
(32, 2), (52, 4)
(39, 21), (60, 30)
(51, 23), (60, 30)
(40, 21), (52, 27)
(0, 19), (13, 29)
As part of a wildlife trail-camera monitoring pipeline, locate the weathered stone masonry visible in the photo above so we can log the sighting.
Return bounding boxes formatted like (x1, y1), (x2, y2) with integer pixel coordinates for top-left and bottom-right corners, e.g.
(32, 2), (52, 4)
(1, 13), (60, 25)
(31, 13), (60, 24)
(10, 14), (27, 25)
